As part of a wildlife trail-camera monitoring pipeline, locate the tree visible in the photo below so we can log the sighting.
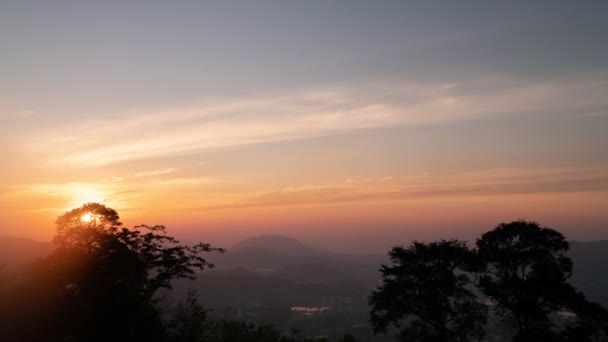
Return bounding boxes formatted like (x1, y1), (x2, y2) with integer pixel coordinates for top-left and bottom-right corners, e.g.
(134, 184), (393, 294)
(167, 298), (336, 342)
(370, 240), (487, 342)
(558, 291), (608, 341)
(476, 220), (608, 341)
(166, 290), (211, 342)
(54, 202), (122, 252)
(53, 202), (223, 299)
(1, 202), (223, 342)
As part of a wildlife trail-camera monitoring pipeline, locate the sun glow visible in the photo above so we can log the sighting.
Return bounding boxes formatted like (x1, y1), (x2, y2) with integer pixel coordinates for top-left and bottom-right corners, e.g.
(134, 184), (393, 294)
(80, 213), (93, 222)
(65, 186), (107, 210)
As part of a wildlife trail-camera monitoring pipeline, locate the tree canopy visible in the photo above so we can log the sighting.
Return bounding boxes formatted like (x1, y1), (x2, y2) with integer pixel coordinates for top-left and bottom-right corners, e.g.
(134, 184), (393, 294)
(370, 240), (487, 342)
(1, 203), (224, 342)
(476, 220), (608, 341)
(53, 202), (224, 299)
(371, 221), (608, 341)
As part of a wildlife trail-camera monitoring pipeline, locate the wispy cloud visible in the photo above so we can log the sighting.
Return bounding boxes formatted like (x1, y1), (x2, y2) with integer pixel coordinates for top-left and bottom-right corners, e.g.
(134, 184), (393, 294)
(192, 165), (608, 210)
(0, 175), (219, 216)
(134, 168), (178, 178)
(18, 74), (608, 167)
(2, 164), (607, 230)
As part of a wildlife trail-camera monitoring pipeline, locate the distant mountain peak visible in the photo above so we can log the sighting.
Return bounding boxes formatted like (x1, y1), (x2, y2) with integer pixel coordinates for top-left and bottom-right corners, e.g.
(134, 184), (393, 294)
(231, 234), (326, 257)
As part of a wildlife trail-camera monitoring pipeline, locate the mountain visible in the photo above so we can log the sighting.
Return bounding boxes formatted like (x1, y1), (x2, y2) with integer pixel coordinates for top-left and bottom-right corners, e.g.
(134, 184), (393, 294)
(210, 246), (298, 270)
(0, 236), (54, 272)
(170, 266), (374, 340)
(176, 234), (381, 340)
(209, 235), (331, 271)
(568, 240), (608, 305)
(231, 235), (327, 257)
(569, 240), (608, 273)
(209, 235), (384, 286)
(273, 262), (366, 286)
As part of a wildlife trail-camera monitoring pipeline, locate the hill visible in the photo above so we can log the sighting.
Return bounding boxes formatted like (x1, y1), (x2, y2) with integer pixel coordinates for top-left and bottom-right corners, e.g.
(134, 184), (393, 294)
(568, 240), (608, 305)
(231, 235), (327, 257)
(0, 236), (54, 272)
(273, 262), (366, 286)
(209, 235), (384, 285)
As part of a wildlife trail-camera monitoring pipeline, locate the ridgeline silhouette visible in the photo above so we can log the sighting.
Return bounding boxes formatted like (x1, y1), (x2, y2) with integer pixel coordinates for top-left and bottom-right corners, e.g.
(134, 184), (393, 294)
(0, 204), (606, 341)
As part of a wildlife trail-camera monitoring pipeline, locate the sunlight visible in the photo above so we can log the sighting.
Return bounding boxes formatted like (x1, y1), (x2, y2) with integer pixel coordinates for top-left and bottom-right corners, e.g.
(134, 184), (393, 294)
(66, 186), (106, 210)
(80, 213), (93, 222)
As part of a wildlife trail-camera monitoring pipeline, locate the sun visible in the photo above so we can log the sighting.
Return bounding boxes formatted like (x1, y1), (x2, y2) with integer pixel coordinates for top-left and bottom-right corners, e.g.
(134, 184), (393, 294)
(80, 213), (93, 222)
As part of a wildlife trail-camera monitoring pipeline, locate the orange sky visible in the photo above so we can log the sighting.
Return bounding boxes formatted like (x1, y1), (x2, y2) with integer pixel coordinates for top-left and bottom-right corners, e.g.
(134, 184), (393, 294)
(2, 158), (607, 252)
(1, 2), (608, 252)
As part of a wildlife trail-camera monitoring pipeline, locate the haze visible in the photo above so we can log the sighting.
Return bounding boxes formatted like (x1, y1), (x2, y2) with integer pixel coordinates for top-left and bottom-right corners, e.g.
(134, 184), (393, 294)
(1, 1), (607, 253)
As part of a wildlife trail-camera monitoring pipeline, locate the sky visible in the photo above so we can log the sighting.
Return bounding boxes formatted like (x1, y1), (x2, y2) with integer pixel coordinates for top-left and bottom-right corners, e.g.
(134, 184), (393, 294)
(1, 1), (607, 252)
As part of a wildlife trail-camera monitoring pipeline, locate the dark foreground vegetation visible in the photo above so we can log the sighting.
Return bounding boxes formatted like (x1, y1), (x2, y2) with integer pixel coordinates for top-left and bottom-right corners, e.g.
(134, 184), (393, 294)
(371, 221), (608, 341)
(0, 203), (356, 342)
(0, 203), (606, 341)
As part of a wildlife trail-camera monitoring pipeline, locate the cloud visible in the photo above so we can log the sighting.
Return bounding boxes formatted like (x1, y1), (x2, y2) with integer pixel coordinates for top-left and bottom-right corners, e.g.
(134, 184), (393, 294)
(148, 177), (217, 186)
(192, 165), (608, 210)
(3, 164), (607, 226)
(134, 168), (178, 178)
(16, 74), (608, 167)
(1, 174), (219, 215)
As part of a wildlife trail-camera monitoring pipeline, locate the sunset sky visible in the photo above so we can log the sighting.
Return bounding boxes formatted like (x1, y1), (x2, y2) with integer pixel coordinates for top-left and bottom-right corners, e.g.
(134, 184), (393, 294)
(1, 1), (607, 252)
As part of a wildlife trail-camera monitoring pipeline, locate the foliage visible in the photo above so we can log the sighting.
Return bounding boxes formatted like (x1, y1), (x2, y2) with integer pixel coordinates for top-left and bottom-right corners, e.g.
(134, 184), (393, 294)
(371, 221), (608, 341)
(476, 220), (607, 340)
(0, 203), (223, 342)
(54, 202), (122, 250)
(370, 240), (487, 342)
(54, 202), (224, 299)
(166, 291), (356, 342)
(166, 290), (211, 342)
(1, 203), (361, 342)
(3, 210), (607, 341)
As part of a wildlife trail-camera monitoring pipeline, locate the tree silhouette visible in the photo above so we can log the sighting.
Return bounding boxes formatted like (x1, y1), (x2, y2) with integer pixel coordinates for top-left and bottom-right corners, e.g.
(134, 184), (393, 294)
(53, 202), (223, 299)
(1, 203), (223, 342)
(166, 290), (354, 342)
(53, 202), (122, 252)
(167, 290), (211, 342)
(476, 220), (608, 341)
(370, 240), (487, 342)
